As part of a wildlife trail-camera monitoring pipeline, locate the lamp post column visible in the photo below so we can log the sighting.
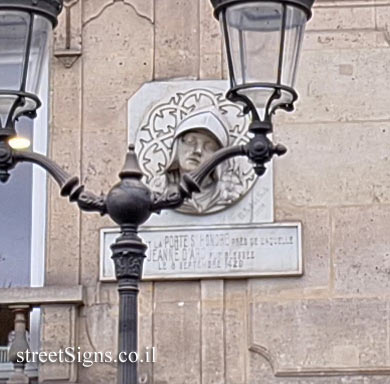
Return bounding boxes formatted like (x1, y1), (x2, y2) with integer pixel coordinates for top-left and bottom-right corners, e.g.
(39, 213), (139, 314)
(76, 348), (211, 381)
(111, 226), (147, 384)
(105, 146), (152, 384)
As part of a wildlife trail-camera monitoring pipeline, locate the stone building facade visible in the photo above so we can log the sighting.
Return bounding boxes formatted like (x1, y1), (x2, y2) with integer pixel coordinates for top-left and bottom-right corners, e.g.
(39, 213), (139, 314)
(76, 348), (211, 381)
(2, 0), (390, 383)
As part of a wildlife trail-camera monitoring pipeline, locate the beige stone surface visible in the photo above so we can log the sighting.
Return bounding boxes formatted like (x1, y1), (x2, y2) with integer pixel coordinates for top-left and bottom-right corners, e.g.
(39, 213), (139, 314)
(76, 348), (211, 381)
(76, 303), (118, 384)
(201, 280), (224, 384)
(81, 1), (153, 189)
(304, 29), (390, 51)
(153, 282), (201, 384)
(224, 280), (248, 384)
(80, 1), (153, 288)
(42, 0), (390, 383)
(250, 297), (389, 374)
(0, 286), (84, 305)
(83, 0), (154, 25)
(48, 0), (83, 279)
(138, 282), (154, 383)
(249, 349), (390, 384)
(124, 0), (154, 22)
(39, 305), (78, 382)
(274, 121), (390, 207)
(280, 47), (390, 124)
(155, 0), (199, 79)
(375, 3), (390, 33)
(55, 0), (82, 54)
(277, 5), (390, 127)
(200, 0), (222, 80)
(46, 58), (82, 286)
(79, 216), (109, 287)
(310, 4), (376, 31)
(249, 207), (330, 297)
(333, 205), (390, 295)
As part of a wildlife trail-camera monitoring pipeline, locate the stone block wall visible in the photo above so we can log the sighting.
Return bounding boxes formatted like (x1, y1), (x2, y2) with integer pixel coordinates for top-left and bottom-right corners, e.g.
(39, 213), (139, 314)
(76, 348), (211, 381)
(43, 0), (390, 383)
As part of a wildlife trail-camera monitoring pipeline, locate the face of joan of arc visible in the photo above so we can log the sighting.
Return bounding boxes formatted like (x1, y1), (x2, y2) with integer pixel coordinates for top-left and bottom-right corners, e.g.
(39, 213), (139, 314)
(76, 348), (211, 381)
(176, 129), (221, 174)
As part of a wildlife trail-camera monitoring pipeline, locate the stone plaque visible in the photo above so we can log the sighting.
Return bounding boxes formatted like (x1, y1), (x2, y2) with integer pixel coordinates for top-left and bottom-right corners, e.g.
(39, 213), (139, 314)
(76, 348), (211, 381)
(100, 223), (302, 281)
(128, 80), (274, 226)
(117, 81), (302, 282)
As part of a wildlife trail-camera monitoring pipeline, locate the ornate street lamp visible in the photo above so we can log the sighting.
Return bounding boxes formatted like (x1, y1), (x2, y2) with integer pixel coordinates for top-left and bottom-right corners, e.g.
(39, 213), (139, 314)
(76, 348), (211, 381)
(0, 1), (60, 147)
(212, 0), (313, 174)
(0, 0), (314, 383)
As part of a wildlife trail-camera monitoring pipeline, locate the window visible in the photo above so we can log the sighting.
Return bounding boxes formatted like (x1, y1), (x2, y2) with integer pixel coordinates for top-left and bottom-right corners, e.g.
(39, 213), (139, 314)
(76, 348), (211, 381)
(0, 54), (49, 378)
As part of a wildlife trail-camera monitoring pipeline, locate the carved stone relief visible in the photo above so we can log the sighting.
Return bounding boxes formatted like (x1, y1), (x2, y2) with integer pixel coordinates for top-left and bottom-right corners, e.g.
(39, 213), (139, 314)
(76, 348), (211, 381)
(128, 80), (274, 226)
(134, 86), (257, 215)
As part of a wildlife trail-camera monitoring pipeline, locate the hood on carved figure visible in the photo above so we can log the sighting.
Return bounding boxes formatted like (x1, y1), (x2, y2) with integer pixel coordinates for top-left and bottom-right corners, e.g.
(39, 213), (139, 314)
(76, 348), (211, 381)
(165, 110), (229, 175)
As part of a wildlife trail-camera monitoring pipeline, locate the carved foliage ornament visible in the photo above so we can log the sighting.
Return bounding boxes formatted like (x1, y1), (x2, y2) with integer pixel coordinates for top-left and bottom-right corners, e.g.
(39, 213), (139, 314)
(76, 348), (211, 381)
(112, 253), (145, 280)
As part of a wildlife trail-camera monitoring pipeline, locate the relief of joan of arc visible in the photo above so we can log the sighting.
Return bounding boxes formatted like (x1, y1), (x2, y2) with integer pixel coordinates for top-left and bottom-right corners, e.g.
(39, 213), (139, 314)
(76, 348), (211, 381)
(152, 110), (241, 214)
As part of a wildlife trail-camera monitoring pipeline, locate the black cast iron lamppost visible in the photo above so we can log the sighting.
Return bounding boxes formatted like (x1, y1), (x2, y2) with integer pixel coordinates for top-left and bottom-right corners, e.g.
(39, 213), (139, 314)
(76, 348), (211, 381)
(212, 0), (313, 174)
(0, 0), (314, 383)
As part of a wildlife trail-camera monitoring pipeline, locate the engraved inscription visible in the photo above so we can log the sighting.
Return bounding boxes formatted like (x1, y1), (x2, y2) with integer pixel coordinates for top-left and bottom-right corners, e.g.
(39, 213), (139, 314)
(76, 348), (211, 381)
(144, 232), (295, 273)
(100, 224), (302, 281)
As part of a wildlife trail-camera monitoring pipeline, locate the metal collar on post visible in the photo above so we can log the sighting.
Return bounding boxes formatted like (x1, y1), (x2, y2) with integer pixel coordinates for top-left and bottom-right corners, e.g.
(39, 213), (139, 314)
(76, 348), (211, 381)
(0, 0), (63, 26)
(211, 0), (315, 19)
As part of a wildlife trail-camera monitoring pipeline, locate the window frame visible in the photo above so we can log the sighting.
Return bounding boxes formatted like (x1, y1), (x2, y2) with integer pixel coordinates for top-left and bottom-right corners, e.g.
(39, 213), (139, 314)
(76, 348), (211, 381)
(0, 49), (49, 379)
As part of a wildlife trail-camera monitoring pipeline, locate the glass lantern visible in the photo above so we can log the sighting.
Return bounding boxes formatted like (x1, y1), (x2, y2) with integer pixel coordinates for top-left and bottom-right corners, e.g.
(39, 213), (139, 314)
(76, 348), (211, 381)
(0, 0), (62, 138)
(212, 0), (314, 122)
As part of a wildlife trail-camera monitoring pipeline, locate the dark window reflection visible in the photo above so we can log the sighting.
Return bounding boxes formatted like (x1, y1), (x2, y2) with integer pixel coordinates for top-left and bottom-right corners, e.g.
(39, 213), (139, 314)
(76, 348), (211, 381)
(0, 117), (33, 287)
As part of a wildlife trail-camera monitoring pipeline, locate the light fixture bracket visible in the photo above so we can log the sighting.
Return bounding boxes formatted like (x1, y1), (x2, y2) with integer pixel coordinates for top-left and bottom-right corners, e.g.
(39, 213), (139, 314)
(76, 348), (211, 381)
(211, 0), (314, 19)
(0, 0), (63, 26)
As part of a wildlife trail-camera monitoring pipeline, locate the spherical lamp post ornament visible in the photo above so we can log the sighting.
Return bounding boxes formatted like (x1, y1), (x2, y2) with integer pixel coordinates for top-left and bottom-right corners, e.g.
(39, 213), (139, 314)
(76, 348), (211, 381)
(0, 0), (61, 144)
(211, 0), (314, 173)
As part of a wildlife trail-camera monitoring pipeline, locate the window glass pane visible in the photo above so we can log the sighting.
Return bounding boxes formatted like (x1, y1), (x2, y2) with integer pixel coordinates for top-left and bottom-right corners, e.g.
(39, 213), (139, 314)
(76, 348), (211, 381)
(0, 11), (31, 128)
(0, 118), (33, 288)
(281, 5), (307, 87)
(0, 95), (18, 129)
(0, 49), (48, 288)
(0, 39), (48, 377)
(26, 15), (52, 95)
(225, 2), (283, 85)
(0, 11), (30, 90)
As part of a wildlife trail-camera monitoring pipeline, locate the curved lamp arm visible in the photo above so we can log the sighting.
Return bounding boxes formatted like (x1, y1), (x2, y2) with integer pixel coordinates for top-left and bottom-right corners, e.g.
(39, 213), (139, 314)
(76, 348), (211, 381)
(151, 129), (287, 213)
(190, 144), (247, 188)
(13, 150), (73, 188)
(1, 127), (286, 217)
(151, 144), (247, 213)
(10, 149), (107, 215)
